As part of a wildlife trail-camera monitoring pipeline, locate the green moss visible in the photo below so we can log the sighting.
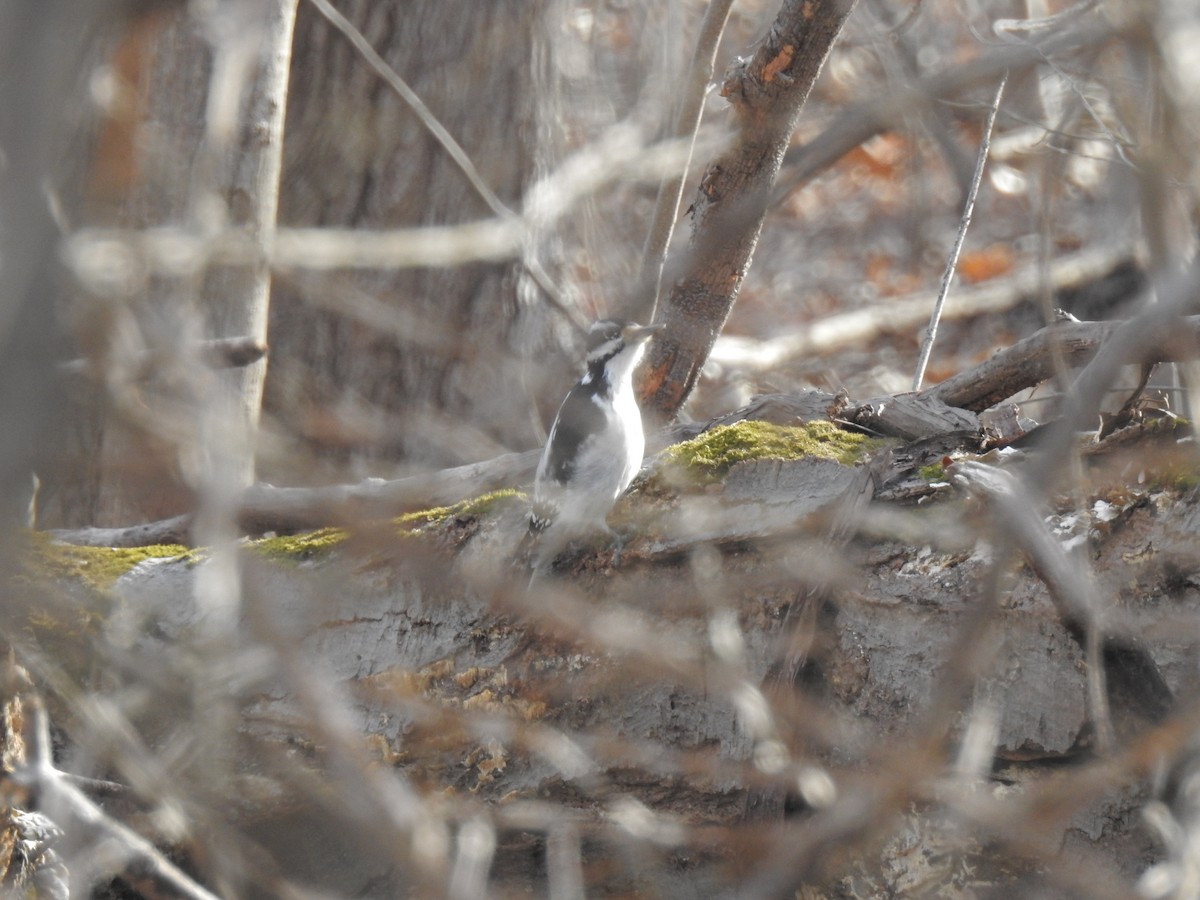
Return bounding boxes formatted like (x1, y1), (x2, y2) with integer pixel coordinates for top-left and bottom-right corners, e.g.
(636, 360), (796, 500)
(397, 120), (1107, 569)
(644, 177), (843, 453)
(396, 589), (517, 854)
(1148, 467), (1200, 493)
(918, 462), (948, 482)
(29, 534), (192, 591)
(251, 526), (349, 561)
(395, 489), (525, 531)
(659, 420), (879, 485)
(248, 490), (526, 561)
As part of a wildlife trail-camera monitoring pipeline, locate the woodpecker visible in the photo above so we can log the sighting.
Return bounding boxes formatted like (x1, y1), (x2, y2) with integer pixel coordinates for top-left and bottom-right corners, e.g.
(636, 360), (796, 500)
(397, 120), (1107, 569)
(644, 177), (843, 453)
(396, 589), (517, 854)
(529, 319), (662, 557)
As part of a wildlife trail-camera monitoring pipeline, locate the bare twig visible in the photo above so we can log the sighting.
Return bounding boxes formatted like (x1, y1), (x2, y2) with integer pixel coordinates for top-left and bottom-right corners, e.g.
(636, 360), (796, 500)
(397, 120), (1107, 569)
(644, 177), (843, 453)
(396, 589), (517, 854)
(304, 0), (575, 324)
(913, 74), (1007, 391)
(22, 700), (221, 900)
(57, 337), (268, 378)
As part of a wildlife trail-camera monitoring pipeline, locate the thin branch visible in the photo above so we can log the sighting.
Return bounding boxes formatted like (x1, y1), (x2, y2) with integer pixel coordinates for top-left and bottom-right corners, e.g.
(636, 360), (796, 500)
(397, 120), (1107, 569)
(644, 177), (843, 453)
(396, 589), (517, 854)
(305, 0), (510, 222)
(302, 0), (583, 323)
(57, 337), (268, 378)
(638, 0), (736, 323)
(913, 73), (1007, 391)
(22, 701), (221, 900)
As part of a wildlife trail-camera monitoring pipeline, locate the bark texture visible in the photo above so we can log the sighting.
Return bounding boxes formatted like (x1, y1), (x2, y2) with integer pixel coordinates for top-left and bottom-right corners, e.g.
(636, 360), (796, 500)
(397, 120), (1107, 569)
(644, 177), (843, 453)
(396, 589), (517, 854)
(641, 0), (859, 420)
(268, 0), (566, 470)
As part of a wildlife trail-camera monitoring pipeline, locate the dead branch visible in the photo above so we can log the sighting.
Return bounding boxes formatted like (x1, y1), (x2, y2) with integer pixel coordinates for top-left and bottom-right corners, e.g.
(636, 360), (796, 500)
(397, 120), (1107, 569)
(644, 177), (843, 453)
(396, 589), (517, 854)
(49, 452), (539, 547)
(47, 514), (194, 549)
(913, 75), (1007, 391)
(924, 315), (1200, 413)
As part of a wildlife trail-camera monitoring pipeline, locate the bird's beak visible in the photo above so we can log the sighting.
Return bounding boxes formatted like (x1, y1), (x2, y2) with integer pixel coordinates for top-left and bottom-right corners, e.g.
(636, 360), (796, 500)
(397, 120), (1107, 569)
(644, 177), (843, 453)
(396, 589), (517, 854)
(625, 322), (665, 343)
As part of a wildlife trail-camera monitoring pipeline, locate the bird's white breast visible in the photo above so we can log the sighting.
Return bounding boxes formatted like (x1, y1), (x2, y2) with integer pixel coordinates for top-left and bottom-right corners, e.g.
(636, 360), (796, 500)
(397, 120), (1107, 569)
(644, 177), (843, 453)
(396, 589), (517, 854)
(532, 338), (650, 534)
(551, 384), (641, 528)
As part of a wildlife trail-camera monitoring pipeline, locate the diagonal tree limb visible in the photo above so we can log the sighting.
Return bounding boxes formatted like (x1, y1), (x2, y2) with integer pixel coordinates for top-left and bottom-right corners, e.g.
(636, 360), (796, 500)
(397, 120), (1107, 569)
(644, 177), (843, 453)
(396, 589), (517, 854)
(639, 0), (861, 422)
(303, 0), (582, 329)
(772, 14), (1117, 202)
(922, 314), (1200, 412)
(305, 0), (509, 222)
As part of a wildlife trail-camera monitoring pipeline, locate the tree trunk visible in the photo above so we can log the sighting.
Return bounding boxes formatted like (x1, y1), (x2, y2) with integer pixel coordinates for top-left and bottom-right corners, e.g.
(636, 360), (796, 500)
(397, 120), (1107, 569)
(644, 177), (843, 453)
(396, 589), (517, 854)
(0, 2), (135, 531)
(40, 2), (297, 528)
(267, 0), (568, 473)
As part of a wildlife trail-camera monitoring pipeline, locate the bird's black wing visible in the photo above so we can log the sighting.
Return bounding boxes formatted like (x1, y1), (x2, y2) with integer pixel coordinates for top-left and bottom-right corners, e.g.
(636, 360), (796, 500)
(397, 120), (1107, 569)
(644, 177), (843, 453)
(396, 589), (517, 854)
(542, 383), (606, 485)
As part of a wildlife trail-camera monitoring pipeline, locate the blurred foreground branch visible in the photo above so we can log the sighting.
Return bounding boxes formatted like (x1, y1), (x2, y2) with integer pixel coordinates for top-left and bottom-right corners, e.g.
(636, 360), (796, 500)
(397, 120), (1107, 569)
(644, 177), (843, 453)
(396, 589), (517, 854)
(773, 12), (1117, 200)
(61, 129), (723, 287)
(709, 243), (1136, 371)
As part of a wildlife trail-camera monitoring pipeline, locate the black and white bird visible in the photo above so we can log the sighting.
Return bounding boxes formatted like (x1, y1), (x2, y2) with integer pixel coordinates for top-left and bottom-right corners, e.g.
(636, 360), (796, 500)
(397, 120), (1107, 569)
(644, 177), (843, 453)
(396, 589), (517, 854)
(529, 318), (662, 559)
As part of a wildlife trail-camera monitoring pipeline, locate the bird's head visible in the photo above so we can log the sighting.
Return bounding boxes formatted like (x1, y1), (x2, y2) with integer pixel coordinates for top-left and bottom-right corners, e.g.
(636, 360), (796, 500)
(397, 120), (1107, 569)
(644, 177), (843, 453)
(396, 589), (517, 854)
(585, 319), (663, 372)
